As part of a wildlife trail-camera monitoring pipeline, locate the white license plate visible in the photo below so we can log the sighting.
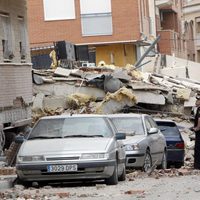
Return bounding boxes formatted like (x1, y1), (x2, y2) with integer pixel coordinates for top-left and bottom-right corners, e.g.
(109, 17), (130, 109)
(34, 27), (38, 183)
(47, 164), (78, 172)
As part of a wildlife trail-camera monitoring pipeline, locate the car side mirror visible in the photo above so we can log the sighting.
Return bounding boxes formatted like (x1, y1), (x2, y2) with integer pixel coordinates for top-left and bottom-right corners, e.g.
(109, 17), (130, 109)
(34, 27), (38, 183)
(15, 135), (25, 144)
(116, 133), (126, 140)
(148, 127), (158, 134)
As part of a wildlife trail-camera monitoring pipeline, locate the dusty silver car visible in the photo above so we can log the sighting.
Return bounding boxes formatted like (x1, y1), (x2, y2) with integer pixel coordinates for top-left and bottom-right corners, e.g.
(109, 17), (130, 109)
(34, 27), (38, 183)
(15, 115), (126, 185)
(108, 114), (167, 172)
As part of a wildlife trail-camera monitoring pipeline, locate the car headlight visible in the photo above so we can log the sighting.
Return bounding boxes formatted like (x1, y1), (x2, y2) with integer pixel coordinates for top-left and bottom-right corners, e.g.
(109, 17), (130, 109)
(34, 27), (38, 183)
(17, 155), (45, 162)
(124, 144), (140, 151)
(80, 153), (109, 160)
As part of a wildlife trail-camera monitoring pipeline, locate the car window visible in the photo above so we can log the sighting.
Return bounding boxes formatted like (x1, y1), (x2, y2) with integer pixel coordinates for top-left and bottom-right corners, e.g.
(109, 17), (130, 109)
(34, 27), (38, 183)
(29, 117), (113, 139)
(144, 118), (152, 132)
(110, 117), (145, 135)
(156, 121), (180, 137)
(30, 118), (64, 138)
(148, 117), (158, 128)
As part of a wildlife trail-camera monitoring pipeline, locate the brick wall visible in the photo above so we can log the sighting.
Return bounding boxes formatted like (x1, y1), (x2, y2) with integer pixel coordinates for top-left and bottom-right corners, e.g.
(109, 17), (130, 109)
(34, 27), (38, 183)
(161, 12), (178, 32)
(0, 64), (32, 108)
(27, 0), (141, 47)
(157, 0), (187, 59)
(157, 31), (173, 55)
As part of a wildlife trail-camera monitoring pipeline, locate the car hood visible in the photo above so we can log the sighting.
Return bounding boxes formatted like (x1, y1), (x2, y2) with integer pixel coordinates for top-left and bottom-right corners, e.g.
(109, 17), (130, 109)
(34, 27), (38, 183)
(122, 135), (145, 145)
(18, 138), (112, 156)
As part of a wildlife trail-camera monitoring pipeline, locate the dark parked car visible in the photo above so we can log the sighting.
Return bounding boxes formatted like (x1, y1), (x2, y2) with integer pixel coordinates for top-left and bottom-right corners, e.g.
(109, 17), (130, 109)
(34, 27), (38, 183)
(155, 119), (185, 168)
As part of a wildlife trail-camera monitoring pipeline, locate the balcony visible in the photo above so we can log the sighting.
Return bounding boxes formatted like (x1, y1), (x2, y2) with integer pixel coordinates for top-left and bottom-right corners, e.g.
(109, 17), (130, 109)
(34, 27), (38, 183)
(156, 0), (178, 13)
(157, 30), (186, 58)
(156, 0), (173, 8)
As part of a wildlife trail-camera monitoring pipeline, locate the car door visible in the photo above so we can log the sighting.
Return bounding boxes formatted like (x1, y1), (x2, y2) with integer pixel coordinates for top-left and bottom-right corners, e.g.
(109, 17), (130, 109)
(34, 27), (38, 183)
(144, 116), (161, 164)
(107, 118), (125, 161)
(148, 117), (165, 162)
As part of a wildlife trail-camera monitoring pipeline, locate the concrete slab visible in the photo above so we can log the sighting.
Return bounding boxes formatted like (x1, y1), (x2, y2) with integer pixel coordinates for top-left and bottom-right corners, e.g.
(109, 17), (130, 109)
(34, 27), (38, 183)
(133, 90), (165, 105)
(44, 96), (67, 110)
(0, 175), (17, 190)
(34, 83), (105, 100)
(32, 93), (44, 112)
(54, 67), (71, 77)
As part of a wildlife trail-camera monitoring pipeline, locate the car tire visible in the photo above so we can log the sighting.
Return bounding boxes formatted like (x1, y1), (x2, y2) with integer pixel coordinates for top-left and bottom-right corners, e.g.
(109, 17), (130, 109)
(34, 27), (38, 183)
(143, 150), (152, 172)
(14, 177), (32, 188)
(175, 162), (184, 168)
(105, 163), (118, 185)
(118, 163), (126, 181)
(160, 151), (167, 170)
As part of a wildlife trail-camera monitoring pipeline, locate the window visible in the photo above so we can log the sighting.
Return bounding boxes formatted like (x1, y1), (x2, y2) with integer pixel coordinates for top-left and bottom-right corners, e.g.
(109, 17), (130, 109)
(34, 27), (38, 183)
(148, 117), (158, 128)
(110, 117), (145, 135)
(145, 118), (152, 132)
(80, 0), (112, 36)
(18, 16), (27, 60)
(29, 117), (113, 139)
(1, 13), (13, 60)
(43, 0), (75, 21)
(196, 18), (200, 33)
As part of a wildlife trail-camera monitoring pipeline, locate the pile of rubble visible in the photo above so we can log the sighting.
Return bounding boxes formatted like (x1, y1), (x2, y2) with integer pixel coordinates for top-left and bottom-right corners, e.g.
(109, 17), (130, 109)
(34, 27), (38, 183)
(32, 64), (200, 123)
(126, 166), (200, 181)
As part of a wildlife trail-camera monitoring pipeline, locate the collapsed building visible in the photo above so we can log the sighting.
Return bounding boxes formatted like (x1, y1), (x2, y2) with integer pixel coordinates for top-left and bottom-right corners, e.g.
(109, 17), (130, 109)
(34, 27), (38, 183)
(32, 63), (200, 123)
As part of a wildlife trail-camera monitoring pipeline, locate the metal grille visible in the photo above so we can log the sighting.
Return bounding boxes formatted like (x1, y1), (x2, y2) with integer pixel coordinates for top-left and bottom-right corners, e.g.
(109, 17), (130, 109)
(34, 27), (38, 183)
(46, 157), (80, 161)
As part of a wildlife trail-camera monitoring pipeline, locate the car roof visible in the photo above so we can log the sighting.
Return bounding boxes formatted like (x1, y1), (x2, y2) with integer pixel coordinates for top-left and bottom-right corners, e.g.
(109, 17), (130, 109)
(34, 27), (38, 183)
(40, 114), (107, 120)
(107, 113), (148, 118)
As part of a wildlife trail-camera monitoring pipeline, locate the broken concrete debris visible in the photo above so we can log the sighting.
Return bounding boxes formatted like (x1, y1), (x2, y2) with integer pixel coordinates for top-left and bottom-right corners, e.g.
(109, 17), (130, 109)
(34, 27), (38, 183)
(32, 64), (200, 121)
(67, 93), (96, 109)
(95, 87), (137, 114)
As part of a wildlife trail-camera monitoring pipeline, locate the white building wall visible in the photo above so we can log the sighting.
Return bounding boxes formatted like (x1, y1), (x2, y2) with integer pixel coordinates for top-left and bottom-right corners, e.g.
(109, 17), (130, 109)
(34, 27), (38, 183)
(160, 55), (200, 82)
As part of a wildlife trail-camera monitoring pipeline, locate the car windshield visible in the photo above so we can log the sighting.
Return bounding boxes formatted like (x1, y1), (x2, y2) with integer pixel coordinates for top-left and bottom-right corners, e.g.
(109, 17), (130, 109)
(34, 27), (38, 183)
(156, 122), (180, 137)
(29, 117), (113, 139)
(110, 117), (145, 135)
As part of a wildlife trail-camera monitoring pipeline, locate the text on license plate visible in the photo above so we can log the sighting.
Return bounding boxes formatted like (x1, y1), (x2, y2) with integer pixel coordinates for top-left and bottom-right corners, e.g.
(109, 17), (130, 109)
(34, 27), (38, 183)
(47, 164), (78, 172)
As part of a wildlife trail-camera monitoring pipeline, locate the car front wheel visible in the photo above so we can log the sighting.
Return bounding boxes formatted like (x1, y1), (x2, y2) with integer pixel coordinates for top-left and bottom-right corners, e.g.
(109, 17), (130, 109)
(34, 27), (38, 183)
(105, 164), (118, 185)
(160, 151), (167, 169)
(118, 163), (126, 181)
(143, 150), (152, 172)
(175, 162), (184, 168)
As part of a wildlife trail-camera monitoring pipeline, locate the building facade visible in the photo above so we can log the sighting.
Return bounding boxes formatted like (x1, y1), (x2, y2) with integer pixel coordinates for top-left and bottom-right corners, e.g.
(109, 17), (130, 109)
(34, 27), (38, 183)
(183, 0), (200, 63)
(155, 0), (187, 59)
(27, 0), (155, 67)
(0, 0), (32, 109)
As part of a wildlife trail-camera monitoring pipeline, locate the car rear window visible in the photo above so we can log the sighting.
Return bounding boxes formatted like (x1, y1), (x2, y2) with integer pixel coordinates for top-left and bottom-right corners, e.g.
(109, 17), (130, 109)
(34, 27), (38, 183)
(110, 117), (145, 135)
(156, 121), (180, 136)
